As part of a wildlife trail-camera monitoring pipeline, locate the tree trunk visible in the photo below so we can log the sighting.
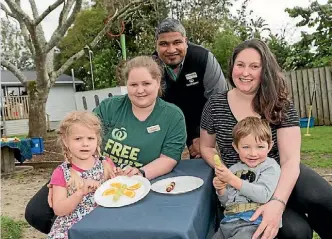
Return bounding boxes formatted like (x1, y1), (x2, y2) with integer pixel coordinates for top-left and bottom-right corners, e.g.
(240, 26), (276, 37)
(27, 82), (48, 139)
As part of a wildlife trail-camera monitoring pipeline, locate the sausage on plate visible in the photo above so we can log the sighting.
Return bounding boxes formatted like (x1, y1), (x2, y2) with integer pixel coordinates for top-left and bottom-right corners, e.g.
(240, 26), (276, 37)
(166, 181), (175, 192)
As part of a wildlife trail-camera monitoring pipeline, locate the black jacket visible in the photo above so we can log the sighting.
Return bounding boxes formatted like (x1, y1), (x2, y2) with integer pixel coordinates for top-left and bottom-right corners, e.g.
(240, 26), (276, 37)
(156, 43), (210, 146)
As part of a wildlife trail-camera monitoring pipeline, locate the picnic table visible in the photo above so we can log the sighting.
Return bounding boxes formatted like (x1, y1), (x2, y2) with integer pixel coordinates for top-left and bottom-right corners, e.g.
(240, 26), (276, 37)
(1, 138), (32, 174)
(69, 159), (218, 239)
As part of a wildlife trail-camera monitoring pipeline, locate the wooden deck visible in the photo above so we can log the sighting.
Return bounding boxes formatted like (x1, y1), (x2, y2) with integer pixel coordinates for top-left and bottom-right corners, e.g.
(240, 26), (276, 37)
(1, 96), (29, 120)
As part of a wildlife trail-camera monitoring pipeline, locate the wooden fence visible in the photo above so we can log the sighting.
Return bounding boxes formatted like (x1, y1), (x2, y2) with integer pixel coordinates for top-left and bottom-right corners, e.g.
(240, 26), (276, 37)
(1, 96), (29, 120)
(285, 66), (332, 126)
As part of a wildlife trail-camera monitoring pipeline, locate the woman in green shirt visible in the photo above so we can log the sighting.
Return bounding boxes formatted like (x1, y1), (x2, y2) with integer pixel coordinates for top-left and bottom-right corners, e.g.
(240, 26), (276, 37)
(25, 56), (187, 234)
(94, 55), (187, 179)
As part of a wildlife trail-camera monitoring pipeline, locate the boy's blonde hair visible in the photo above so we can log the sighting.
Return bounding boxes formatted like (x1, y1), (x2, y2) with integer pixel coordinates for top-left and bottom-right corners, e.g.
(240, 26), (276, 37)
(57, 111), (112, 190)
(232, 117), (272, 147)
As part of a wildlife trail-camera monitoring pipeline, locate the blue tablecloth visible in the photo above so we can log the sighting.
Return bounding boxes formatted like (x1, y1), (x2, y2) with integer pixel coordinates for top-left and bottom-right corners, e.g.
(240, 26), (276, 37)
(0, 139), (33, 163)
(69, 159), (217, 239)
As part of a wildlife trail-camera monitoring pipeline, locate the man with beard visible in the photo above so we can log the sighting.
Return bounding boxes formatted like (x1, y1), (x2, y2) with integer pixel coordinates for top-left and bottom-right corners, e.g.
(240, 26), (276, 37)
(153, 18), (227, 159)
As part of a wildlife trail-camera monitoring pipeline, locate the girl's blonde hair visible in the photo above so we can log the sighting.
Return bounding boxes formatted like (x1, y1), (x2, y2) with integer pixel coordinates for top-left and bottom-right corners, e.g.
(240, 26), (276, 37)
(57, 111), (112, 190)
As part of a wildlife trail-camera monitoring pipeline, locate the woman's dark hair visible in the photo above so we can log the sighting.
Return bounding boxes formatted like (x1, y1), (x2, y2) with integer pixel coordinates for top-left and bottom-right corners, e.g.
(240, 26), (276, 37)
(228, 39), (290, 125)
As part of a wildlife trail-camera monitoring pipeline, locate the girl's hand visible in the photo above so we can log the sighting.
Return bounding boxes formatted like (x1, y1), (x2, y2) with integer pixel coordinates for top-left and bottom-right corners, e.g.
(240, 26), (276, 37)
(84, 179), (100, 191)
(77, 179), (100, 196)
(215, 164), (235, 183)
(250, 200), (284, 239)
(114, 167), (123, 177)
(108, 166), (116, 179)
(108, 167), (124, 178)
(122, 166), (142, 177)
(101, 159), (117, 179)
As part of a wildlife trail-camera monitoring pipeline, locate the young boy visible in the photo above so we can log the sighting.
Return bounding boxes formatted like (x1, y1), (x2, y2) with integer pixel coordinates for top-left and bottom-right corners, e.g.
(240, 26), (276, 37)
(212, 117), (282, 239)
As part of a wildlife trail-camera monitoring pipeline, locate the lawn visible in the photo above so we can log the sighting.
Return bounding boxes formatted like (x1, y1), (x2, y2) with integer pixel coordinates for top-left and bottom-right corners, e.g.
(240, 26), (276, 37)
(301, 126), (331, 239)
(0, 216), (29, 239)
(301, 126), (332, 168)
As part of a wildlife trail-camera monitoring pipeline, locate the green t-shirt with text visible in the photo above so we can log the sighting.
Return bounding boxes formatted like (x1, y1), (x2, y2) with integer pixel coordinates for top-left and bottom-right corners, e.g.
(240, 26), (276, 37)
(93, 95), (186, 168)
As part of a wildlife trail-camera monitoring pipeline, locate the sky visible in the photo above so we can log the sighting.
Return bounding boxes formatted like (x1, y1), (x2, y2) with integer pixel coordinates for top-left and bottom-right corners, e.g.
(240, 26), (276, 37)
(230, 0), (328, 43)
(3, 0), (329, 44)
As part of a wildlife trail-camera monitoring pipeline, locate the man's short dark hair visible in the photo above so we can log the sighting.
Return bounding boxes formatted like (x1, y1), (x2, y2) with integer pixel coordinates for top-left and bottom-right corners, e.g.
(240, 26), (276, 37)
(155, 18), (186, 40)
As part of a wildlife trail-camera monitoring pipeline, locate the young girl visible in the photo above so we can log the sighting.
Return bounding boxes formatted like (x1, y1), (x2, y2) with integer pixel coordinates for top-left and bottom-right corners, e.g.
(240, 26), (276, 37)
(47, 111), (116, 239)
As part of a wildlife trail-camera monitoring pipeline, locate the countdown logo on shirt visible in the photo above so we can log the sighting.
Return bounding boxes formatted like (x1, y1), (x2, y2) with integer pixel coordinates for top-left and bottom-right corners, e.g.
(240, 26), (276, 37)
(103, 127), (142, 168)
(111, 127), (127, 141)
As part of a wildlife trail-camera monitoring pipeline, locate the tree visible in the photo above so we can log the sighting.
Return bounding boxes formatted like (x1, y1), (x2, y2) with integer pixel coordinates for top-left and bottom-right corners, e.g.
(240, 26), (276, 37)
(55, 0), (168, 90)
(285, 0), (332, 68)
(283, 33), (315, 70)
(172, 0), (235, 45)
(230, 0), (270, 41)
(210, 29), (241, 78)
(0, 0), (149, 138)
(249, 17), (270, 39)
(267, 31), (293, 70)
(1, 18), (34, 70)
(55, 6), (118, 90)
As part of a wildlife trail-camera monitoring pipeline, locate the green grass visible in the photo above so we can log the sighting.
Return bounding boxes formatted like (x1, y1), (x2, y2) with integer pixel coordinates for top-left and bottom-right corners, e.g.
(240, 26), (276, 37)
(301, 127), (331, 238)
(0, 216), (29, 239)
(300, 126), (332, 169)
(301, 126), (332, 153)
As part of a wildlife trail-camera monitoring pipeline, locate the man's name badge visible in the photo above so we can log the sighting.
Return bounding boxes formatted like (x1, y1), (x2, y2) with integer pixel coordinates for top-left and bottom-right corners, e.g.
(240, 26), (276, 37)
(185, 72), (198, 80)
(147, 125), (160, 133)
(185, 72), (199, 86)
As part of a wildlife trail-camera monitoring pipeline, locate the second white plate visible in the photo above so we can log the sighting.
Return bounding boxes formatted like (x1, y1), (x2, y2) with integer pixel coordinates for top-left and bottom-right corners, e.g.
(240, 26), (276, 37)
(151, 176), (204, 194)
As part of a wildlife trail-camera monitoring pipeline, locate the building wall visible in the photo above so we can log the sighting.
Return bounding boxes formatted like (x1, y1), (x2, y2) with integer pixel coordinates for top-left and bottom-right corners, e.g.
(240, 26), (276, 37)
(1, 86), (128, 135)
(2, 119), (29, 136)
(1, 119), (60, 135)
(49, 121), (60, 130)
(46, 85), (77, 122)
(74, 86), (127, 112)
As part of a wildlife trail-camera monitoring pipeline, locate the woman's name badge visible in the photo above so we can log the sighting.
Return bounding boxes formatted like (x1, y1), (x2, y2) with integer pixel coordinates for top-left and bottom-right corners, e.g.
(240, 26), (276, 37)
(147, 125), (160, 133)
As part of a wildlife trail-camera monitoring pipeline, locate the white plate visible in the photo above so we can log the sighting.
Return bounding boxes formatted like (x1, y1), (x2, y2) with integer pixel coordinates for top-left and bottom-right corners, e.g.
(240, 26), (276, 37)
(151, 176), (204, 194)
(94, 175), (151, 207)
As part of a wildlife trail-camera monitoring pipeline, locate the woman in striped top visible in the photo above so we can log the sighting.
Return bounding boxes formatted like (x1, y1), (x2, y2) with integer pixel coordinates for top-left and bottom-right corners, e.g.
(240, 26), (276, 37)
(200, 39), (332, 239)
